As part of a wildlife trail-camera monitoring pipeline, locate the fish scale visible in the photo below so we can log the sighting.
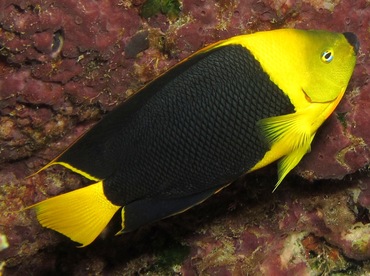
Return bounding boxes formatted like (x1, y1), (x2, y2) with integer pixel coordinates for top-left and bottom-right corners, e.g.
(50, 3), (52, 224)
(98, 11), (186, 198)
(103, 45), (294, 205)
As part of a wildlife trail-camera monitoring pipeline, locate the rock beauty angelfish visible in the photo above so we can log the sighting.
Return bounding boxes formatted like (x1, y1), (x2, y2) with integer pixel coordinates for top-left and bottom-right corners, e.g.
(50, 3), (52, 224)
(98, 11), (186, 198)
(28, 29), (359, 247)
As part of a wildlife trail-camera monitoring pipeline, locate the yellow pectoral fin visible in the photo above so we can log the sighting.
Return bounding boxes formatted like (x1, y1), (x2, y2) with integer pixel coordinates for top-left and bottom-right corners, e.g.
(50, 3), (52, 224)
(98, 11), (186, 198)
(273, 135), (314, 192)
(27, 182), (121, 247)
(258, 112), (314, 190)
(258, 112), (312, 152)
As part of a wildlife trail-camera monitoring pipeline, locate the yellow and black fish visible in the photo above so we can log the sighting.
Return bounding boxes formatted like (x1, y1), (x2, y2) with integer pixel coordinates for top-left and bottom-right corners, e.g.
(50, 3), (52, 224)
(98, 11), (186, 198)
(28, 29), (359, 247)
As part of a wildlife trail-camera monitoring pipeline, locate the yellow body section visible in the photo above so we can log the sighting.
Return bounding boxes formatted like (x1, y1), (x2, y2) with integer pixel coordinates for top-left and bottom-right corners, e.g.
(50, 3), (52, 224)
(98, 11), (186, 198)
(214, 29), (356, 104)
(27, 29), (357, 247)
(212, 29), (356, 189)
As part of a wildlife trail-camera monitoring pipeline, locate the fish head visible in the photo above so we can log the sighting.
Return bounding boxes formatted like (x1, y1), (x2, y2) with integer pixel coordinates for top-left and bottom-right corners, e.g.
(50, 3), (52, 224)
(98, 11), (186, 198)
(302, 30), (358, 103)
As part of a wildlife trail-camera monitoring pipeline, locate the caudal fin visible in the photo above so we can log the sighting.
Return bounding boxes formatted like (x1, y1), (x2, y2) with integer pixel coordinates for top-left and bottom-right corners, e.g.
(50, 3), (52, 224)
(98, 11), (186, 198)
(27, 182), (121, 247)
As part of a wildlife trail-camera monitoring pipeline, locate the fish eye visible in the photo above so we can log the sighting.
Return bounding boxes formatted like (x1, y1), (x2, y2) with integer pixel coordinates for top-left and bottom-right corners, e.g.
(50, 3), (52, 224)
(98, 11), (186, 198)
(321, 50), (334, 63)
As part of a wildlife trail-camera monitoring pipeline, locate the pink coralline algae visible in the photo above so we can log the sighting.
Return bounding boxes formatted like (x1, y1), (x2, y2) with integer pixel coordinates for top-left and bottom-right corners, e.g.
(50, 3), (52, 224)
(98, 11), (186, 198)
(1, 0), (370, 275)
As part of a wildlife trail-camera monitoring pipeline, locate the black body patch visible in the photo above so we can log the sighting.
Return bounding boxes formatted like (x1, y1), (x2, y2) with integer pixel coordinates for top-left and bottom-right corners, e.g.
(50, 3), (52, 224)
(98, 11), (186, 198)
(58, 45), (294, 216)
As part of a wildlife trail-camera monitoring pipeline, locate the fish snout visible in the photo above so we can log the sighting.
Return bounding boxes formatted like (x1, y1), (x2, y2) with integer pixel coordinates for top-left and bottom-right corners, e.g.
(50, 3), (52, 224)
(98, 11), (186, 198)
(343, 32), (360, 55)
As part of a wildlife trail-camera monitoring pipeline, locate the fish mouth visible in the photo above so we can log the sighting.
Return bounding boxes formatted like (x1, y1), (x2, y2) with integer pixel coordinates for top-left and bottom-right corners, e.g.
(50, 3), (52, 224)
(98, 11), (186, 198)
(302, 88), (312, 103)
(301, 88), (340, 104)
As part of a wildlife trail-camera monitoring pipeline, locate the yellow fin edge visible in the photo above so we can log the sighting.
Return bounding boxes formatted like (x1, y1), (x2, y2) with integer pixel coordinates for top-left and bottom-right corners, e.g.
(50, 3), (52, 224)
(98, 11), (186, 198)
(27, 161), (100, 182)
(26, 182), (121, 247)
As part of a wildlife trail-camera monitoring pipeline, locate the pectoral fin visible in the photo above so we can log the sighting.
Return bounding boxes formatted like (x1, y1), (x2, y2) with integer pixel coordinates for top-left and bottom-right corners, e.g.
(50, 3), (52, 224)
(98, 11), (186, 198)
(274, 137), (314, 191)
(258, 112), (313, 190)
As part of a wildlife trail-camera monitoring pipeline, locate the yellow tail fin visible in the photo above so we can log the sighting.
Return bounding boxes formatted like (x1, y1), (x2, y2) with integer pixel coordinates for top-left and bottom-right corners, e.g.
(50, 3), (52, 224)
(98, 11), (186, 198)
(27, 182), (121, 247)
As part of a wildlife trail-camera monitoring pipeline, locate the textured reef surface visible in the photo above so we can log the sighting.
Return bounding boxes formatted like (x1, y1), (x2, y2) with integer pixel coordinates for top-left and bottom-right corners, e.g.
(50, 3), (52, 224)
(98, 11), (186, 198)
(1, 0), (370, 274)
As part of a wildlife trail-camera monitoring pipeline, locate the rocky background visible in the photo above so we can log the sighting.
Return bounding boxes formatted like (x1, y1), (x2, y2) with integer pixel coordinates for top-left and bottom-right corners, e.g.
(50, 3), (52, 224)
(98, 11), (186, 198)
(0, 0), (369, 275)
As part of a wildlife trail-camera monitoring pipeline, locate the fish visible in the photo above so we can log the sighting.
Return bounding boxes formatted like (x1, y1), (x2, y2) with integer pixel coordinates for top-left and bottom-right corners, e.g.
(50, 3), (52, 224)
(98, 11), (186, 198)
(27, 29), (359, 247)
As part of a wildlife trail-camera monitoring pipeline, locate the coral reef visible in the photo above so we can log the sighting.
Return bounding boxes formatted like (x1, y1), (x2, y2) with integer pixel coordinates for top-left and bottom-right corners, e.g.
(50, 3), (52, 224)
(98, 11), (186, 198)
(0, 0), (369, 274)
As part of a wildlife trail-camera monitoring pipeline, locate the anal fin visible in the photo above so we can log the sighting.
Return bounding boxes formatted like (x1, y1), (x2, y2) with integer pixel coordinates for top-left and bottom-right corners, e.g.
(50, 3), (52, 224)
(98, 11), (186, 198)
(27, 182), (121, 247)
(117, 186), (226, 234)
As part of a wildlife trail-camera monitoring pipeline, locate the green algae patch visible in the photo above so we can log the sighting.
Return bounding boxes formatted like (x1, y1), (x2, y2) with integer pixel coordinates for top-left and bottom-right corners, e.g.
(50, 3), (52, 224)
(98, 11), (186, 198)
(148, 236), (190, 274)
(141, 0), (181, 20)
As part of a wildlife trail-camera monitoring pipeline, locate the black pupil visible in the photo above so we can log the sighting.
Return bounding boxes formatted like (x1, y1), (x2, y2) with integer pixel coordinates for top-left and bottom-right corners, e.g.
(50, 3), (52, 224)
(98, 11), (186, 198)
(324, 52), (331, 60)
